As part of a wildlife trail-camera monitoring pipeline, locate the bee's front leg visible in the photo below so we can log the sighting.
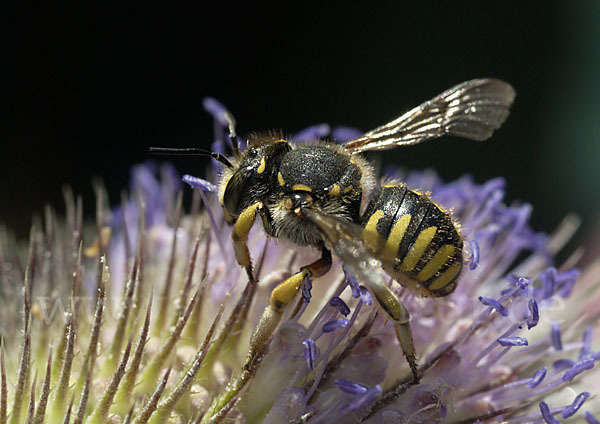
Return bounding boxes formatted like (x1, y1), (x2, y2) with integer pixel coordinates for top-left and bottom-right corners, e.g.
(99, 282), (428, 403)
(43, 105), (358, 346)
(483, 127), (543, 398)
(231, 201), (264, 283)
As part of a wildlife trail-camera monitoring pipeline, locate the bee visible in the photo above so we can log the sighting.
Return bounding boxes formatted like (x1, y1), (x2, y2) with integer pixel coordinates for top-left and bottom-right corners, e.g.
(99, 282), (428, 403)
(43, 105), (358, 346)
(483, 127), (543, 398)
(152, 78), (515, 382)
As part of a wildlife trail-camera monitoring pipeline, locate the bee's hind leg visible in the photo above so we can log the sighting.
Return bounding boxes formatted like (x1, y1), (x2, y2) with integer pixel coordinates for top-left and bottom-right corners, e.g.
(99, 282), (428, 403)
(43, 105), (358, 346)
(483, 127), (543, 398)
(367, 280), (419, 383)
(244, 246), (332, 370)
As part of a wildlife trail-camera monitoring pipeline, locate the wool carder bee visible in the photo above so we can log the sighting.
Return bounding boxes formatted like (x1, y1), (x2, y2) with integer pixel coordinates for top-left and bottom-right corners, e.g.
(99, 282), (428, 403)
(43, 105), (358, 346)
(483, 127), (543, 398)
(152, 78), (515, 382)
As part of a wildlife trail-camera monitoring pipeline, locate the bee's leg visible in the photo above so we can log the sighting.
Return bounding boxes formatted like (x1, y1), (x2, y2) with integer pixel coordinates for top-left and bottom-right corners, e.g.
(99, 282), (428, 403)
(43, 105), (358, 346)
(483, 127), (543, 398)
(366, 280), (419, 383)
(244, 247), (332, 370)
(232, 201), (264, 283)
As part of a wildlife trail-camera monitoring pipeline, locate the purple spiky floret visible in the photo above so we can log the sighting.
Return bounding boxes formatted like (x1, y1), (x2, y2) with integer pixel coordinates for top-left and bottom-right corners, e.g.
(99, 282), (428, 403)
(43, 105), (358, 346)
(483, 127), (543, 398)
(302, 278), (313, 303)
(552, 323), (563, 351)
(334, 379), (368, 395)
(348, 385), (382, 412)
(498, 336), (528, 347)
(586, 411), (600, 424)
(182, 174), (217, 193)
(527, 367), (547, 388)
(554, 359), (575, 371)
(562, 392), (590, 418)
(468, 239), (480, 270)
(562, 359), (595, 382)
(329, 297), (351, 316)
(580, 325), (594, 360)
(331, 126), (362, 142)
(479, 296), (509, 316)
(202, 97), (231, 127)
(293, 124), (331, 143)
(358, 286), (372, 305)
(527, 298), (539, 329)
(342, 265), (361, 299)
(303, 338), (317, 370)
(322, 319), (350, 333)
(540, 401), (560, 424)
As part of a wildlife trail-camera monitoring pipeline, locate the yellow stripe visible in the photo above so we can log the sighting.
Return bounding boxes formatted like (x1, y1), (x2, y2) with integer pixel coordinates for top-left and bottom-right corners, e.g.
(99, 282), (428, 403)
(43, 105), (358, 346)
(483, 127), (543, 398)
(256, 156), (266, 174)
(362, 210), (385, 251)
(278, 172), (286, 186)
(399, 226), (437, 271)
(343, 185), (353, 194)
(428, 261), (461, 290)
(381, 214), (411, 261)
(292, 184), (312, 192)
(329, 184), (341, 196)
(416, 244), (455, 282)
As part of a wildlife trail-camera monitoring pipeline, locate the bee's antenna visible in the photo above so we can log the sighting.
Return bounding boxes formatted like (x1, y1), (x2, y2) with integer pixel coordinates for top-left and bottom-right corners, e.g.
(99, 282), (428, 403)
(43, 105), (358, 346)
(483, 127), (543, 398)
(148, 147), (234, 169)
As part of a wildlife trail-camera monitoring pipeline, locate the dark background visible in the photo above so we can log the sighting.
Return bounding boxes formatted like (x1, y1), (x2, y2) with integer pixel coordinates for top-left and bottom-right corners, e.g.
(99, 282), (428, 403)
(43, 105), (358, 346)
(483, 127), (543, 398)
(4, 3), (600, 260)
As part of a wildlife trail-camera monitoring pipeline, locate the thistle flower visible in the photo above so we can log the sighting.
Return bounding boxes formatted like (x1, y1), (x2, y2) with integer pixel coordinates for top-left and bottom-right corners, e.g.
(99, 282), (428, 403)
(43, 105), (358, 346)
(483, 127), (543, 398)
(1, 100), (600, 424)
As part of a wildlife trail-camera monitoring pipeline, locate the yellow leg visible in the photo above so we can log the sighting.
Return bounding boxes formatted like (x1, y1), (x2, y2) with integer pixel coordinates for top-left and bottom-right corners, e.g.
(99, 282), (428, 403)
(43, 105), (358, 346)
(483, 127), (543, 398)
(244, 248), (332, 370)
(367, 281), (419, 383)
(232, 202), (263, 283)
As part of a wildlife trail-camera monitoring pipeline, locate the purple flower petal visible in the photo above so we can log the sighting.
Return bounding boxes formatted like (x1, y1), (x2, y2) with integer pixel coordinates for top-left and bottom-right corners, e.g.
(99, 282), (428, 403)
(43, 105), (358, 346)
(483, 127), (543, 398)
(293, 124), (330, 143)
(539, 401), (560, 424)
(553, 359), (575, 371)
(329, 296), (350, 316)
(303, 338), (317, 370)
(562, 391), (590, 419)
(517, 277), (530, 289)
(558, 269), (580, 298)
(202, 97), (231, 127)
(579, 325), (593, 360)
(468, 239), (479, 270)
(359, 286), (373, 305)
(479, 296), (509, 316)
(331, 126), (362, 143)
(527, 367), (546, 388)
(527, 298), (539, 329)
(541, 267), (557, 300)
(343, 265), (361, 299)
(333, 379), (368, 395)
(322, 319), (350, 333)
(348, 385), (382, 411)
(302, 278), (313, 303)
(497, 337), (528, 347)
(182, 174), (217, 193)
(551, 323), (563, 351)
(562, 359), (594, 382)
(585, 411), (600, 424)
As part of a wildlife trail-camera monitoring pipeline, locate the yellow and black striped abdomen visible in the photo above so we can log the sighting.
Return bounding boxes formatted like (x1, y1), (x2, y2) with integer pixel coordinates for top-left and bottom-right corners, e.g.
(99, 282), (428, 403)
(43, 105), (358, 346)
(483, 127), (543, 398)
(360, 184), (463, 297)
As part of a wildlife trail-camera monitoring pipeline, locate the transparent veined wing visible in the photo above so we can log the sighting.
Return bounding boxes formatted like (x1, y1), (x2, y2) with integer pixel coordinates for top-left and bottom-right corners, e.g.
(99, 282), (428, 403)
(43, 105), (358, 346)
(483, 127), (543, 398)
(343, 79), (515, 153)
(299, 207), (388, 291)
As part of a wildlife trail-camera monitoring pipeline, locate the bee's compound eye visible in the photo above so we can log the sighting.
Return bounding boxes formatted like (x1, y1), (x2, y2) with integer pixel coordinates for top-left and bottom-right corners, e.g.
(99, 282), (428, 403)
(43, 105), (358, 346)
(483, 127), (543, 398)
(223, 166), (253, 217)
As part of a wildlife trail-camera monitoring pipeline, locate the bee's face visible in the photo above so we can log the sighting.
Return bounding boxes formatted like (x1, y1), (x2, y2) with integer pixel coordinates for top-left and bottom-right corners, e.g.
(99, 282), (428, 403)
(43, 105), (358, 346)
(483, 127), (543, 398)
(221, 138), (291, 219)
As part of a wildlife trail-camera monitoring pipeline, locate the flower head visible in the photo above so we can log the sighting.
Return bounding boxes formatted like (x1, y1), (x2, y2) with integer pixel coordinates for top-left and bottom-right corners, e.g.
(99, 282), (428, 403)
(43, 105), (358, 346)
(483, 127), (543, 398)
(1, 98), (599, 423)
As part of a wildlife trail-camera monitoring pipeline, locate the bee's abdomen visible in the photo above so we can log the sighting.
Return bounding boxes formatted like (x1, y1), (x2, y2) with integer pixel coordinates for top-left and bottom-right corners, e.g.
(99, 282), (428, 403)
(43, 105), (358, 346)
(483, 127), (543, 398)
(360, 184), (463, 297)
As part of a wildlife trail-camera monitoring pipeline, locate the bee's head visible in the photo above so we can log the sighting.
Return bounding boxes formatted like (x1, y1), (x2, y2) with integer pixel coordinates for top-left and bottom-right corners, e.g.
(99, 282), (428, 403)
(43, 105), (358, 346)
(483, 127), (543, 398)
(222, 139), (292, 219)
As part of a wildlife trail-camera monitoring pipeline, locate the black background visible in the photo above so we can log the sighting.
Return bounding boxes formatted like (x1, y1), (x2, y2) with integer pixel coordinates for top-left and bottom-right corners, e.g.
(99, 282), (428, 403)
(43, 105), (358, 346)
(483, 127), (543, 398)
(4, 3), (600, 260)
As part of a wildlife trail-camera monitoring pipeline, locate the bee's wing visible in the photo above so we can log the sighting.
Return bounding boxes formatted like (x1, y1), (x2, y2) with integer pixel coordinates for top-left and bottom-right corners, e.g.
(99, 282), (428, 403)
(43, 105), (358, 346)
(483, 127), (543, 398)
(343, 78), (515, 153)
(300, 208), (387, 288)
